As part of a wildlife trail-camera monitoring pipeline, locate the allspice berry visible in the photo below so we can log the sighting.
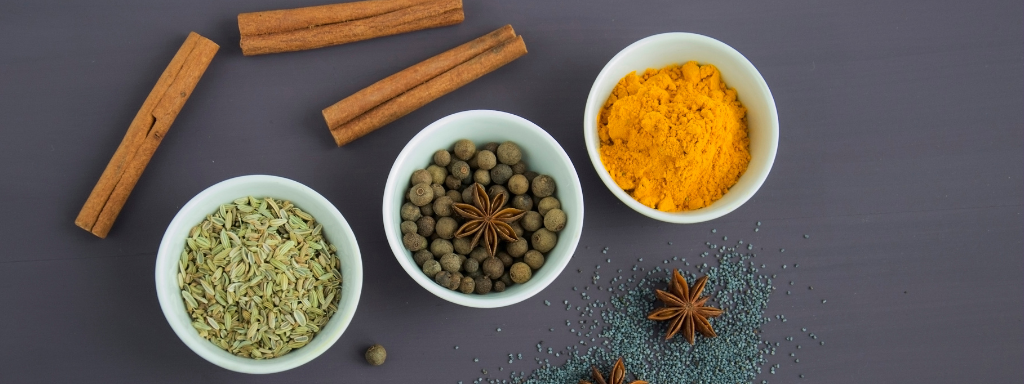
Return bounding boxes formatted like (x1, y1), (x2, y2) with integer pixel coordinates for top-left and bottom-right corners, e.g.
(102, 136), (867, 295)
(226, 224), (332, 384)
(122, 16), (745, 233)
(531, 229), (558, 253)
(431, 183), (445, 199)
(506, 238), (528, 258)
(453, 237), (474, 255)
(474, 169), (491, 186)
(462, 257), (479, 274)
(524, 250), (545, 270)
(511, 161), (527, 175)
(408, 183), (434, 206)
(507, 174), (529, 195)
(461, 186), (475, 206)
(434, 149), (451, 167)
(433, 196), (454, 217)
(419, 202), (434, 217)
(482, 257), (504, 279)
(400, 220), (417, 235)
(435, 217), (458, 239)
(512, 194), (533, 211)
(523, 171), (539, 183)
(476, 150), (497, 170)
(469, 247), (490, 262)
(497, 252), (514, 267)
(521, 211), (543, 232)
(532, 175), (556, 199)
(402, 233), (427, 251)
(447, 272), (462, 290)
(474, 276), (492, 294)
(416, 216), (435, 237)
(488, 185), (509, 204)
(483, 142), (499, 154)
(449, 160), (471, 180)
(426, 164), (447, 184)
(509, 221), (525, 237)
(435, 270), (453, 287)
(500, 272), (513, 287)
(496, 141), (522, 165)
(543, 208), (567, 232)
(400, 202), (421, 221)
(453, 139), (476, 160)
(422, 259), (441, 277)
(537, 196), (561, 215)
(510, 262), (532, 284)
(411, 169), (432, 186)
(445, 174), (462, 190)
(493, 280), (506, 292)
(490, 164), (513, 185)
(365, 344), (387, 366)
(440, 253), (461, 273)
(459, 276), (475, 294)
(430, 238), (453, 256)
(413, 249), (433, 266)
(445, 189), (462, 203)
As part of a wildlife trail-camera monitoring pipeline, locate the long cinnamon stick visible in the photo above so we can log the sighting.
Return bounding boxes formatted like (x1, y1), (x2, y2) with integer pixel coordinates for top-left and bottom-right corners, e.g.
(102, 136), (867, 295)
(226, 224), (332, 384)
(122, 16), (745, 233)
(238, 0), (430, 36)
(328, 34), (527, 146)
(239, 0), (464, 56)
(76, 32), (219, 238)
(323, 25), (516, 131)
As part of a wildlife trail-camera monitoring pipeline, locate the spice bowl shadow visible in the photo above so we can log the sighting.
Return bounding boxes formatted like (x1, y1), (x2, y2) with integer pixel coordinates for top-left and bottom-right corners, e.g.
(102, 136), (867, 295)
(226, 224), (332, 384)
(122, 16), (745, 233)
(154, 175), (363, 373)
(583, 33), (779, 223)
(383, 110), (584, 308)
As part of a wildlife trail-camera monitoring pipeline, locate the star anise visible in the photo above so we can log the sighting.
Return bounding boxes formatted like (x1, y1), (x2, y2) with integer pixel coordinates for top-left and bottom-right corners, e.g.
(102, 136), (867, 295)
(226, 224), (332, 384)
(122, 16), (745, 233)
(452, 183), (525, 256)
(579, 357), (647, 384)
(647, 269), (723, 344)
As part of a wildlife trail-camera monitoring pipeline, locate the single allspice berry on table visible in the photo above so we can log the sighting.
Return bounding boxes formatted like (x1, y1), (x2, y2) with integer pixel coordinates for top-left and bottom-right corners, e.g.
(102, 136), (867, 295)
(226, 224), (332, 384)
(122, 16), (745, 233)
(365, 344), (387, 366)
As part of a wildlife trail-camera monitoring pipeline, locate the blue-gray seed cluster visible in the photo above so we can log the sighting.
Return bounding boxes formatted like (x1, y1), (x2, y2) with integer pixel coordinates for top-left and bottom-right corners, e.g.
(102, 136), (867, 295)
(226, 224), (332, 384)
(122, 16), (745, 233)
(512, 238), (775, 384)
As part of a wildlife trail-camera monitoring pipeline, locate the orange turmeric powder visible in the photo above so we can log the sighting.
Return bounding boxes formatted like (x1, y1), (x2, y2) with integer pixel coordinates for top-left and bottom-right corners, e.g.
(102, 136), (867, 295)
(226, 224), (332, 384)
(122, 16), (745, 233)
(597, 61), (750, 212)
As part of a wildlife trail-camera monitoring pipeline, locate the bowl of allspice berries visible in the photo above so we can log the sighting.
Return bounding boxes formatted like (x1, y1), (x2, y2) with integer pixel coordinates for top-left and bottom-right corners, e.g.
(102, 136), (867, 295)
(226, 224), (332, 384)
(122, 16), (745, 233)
(384, 110), (584, 308)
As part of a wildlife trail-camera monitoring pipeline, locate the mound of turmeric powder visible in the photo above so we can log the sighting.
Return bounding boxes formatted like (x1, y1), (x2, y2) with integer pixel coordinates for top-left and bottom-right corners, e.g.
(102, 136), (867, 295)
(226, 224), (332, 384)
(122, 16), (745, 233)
(598, 61), (750, 212)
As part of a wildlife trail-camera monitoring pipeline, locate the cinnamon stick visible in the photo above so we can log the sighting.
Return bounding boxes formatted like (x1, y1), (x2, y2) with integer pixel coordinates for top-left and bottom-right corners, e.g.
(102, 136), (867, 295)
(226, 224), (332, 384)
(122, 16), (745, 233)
(75, 32), (219, 238)
(238, 0), (430, 36)
(327, 34), (527, 147)
(323, 25), (517, 131)
(239, 0), (464, 56)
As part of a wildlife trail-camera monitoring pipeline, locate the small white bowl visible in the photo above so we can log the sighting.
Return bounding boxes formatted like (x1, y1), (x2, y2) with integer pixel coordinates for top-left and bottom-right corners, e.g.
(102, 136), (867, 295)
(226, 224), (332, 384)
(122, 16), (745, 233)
(583, 33), (779, 223)
(155, 175), (363, 374)
(383, 110), (584, 308)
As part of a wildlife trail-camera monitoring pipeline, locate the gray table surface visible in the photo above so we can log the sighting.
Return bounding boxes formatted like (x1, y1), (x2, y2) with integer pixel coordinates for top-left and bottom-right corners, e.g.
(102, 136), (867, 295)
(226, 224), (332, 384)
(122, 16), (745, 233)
(1, 0), (1021, 382)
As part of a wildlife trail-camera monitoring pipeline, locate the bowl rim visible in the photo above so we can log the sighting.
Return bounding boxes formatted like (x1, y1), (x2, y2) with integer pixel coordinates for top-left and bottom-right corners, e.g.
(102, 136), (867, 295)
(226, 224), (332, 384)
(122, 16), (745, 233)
(582, 32), (779, 223)
(382, 110), (583, 308)
(154, 174), (363, 374)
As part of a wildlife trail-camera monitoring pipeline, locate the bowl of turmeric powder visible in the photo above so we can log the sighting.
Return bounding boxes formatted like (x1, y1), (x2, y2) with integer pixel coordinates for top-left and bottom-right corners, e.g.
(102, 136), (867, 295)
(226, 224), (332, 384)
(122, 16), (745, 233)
(583, 33), (778, 223)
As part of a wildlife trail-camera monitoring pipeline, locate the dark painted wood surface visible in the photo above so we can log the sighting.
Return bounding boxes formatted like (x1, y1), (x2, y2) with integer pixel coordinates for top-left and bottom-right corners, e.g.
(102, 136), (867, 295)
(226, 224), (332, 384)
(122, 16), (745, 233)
(1, 0), (1021, 382)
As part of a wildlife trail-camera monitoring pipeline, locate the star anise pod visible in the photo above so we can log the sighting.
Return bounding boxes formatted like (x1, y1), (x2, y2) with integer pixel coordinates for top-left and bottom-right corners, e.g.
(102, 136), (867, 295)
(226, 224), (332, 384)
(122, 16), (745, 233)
(452, 183), (525, 256)
(579, 357), (647, 384)
(647, 269), (723, 344)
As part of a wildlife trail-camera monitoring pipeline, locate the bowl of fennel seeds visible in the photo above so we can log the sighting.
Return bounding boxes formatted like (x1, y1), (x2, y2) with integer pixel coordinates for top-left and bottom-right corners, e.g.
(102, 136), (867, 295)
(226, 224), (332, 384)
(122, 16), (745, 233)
(155, 175), (363, 374)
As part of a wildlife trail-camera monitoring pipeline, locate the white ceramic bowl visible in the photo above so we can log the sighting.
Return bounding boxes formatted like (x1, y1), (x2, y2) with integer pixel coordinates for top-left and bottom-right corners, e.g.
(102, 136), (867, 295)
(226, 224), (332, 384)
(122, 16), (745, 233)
(583, 33), (779, 223)
(384, 110), (583, 308)
(155, 175), (363, 374)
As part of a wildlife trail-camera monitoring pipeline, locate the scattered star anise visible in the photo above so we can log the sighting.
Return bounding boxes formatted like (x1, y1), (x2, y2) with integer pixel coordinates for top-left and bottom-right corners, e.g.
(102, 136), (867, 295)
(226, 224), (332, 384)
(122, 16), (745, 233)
(452, 183), (525, 256)
(579, 357), (647, 384)
(647, 269), (723, 344)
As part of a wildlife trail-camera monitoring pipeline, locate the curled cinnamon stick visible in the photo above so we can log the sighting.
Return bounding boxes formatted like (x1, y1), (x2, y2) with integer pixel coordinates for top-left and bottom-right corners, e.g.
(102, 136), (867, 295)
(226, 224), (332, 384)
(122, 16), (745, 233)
(326, 30), (527, 146)
(239, 0), (464, 56)
(75, 32), (219, 238)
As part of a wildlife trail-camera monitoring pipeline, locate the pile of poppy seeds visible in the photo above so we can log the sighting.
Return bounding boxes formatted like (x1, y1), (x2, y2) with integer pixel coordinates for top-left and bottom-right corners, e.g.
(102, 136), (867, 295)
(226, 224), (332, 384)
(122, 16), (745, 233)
(458, 224), (823, 384)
